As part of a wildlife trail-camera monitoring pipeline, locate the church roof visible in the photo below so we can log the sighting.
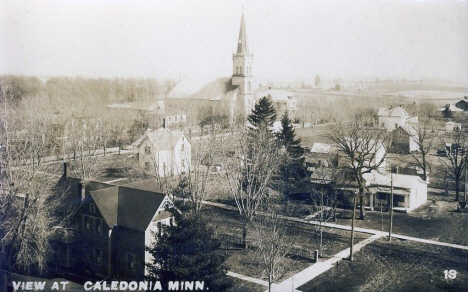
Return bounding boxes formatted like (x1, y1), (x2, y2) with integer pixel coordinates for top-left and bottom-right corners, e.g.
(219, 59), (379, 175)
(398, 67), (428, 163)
(186, 77), (238, 101)
(237, 11), (249, 54)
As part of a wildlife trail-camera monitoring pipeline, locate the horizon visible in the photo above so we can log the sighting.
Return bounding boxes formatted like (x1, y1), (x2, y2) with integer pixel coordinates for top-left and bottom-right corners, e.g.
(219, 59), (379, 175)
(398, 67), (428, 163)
(1, 0), (467, 84)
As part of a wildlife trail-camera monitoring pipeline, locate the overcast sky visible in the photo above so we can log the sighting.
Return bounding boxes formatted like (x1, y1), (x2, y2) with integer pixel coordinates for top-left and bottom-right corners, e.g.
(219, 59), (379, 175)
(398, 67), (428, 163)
(1, 0), (467, 83)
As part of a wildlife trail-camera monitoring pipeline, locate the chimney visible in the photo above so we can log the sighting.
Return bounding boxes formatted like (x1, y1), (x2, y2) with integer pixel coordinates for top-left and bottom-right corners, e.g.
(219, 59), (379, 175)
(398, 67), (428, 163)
(61, 162), (67, 180)
(78, 183), (86, 201)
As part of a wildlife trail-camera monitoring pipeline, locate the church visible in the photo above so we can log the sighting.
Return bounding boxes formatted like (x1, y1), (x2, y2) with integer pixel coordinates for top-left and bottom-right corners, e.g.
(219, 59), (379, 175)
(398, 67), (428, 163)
(166, 11), (256, 124)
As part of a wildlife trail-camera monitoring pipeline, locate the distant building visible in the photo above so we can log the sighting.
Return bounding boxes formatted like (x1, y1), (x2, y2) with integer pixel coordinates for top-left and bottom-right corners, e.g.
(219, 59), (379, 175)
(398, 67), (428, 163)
(445, 121), (462, 132)
(455, 97), (468, 111)
(337, 138), (387, 171)
(132, 128), (191, 177)
(391, 125), (419, 154)
(377, 105), (418, 131)
(50, 171), (173, 281)
(364, 171), (428, 212)
(255, 89), (298, 120)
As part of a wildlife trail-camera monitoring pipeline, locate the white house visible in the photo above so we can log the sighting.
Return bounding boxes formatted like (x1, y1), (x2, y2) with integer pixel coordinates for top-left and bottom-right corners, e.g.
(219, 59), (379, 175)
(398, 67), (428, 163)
(445, 121), (462, 132)
(132, 128), (191, 177)
(378, 105), (418, 131)
(255, 89), (298, 119)
(364, 171), (428, 212)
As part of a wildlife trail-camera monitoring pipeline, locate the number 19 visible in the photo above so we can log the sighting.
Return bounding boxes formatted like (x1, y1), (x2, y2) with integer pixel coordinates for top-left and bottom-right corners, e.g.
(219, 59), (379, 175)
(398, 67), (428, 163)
(444, 270), (457, 280)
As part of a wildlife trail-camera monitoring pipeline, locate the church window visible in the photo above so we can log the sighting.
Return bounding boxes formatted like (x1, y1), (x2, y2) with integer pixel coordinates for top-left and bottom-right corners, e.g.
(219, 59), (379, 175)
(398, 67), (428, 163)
(247, 81), (252, 93)
(240, 66), (243, 75)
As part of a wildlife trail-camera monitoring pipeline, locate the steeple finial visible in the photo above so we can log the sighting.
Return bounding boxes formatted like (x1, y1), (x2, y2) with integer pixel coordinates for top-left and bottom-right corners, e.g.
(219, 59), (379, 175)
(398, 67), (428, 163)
(236, 9), (249, 54)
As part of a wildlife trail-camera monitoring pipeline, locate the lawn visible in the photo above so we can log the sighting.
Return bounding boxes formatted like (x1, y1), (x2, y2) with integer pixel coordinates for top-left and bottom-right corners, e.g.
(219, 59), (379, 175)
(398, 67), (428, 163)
(228, 278), (266, 292)
(298, 238), (468, 292)
(329, 193), (468, 246)
(203, 206), (370, 283)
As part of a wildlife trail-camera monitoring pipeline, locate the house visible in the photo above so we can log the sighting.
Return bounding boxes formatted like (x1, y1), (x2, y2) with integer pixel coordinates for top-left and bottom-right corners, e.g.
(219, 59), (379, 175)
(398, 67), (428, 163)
(445, 121), (462, 132)
(438, 104), (464, 118)
(50, 168), (173, 281)
(455, 96), (468, 111)
(363, 171), (428, 212)
(391, 125), (419, 154)
(132, 128), (191, 177)
(255, 89), (298, 120)
(377, 105), (418, 131)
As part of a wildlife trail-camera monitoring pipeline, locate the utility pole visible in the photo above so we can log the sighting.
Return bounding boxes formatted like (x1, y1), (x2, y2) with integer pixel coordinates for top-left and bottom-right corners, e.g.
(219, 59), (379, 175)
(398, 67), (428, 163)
(350, 195), (356, 261)
(389, 174), (394, 241)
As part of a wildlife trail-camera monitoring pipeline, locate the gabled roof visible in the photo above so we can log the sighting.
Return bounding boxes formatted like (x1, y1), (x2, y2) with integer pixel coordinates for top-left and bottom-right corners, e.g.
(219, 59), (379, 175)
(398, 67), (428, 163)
(53, 177), (115, 211)
(397, 124), (418, 136)
(311, 143), (334, 154)
(186, 77), (238, 101)
(132, 128), (186, 151)
(255, 89), (295, 102)
(438, 104), (464, 112)
(378, 106), (409, 117)
(89, 180), (169, 232)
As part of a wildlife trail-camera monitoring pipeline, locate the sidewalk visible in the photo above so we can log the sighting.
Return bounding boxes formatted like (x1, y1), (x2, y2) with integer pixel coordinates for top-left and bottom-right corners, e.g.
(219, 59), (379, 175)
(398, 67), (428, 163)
(270, 233), (385, 292)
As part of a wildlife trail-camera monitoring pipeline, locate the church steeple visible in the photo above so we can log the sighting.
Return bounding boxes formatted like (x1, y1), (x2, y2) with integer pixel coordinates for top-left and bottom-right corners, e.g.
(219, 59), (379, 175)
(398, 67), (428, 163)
(237, 11), (249, 54)
(232, 9), (255, 117)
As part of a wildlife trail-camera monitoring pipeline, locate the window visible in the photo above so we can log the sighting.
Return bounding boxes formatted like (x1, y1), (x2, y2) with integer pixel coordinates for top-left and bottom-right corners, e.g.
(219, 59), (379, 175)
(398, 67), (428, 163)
(94, 218), (103, 235)
(84, 246), (92, 262)
(181, 142), (185, 152)
(395, 123), (398, 129)
(382, 123), (385, 128)
(145, 161), (150, 170)
(247, 81), (251, 93)
(157, 222), (162, 236)
(125, 253), (136, 270)
(377, 193), (387, 200)
(54, 243), (62, 261)
(89, 203), (95, 213)
(83, 215), (92, 232)
(181, 159), (185, 168)
(240, 66), (243, 75)
(94, 248), (103, 265)
(145, 146), (151, 154)
(175, 115), (178, 122)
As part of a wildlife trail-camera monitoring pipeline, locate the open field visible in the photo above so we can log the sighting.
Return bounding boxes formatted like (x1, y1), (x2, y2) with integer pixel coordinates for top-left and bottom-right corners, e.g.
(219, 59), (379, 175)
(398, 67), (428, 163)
(298, 238), (468, 292)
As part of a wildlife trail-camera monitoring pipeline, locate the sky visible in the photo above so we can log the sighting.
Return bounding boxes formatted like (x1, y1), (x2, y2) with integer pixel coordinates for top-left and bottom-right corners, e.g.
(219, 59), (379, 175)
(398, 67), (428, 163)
(1, 0), (467, 83)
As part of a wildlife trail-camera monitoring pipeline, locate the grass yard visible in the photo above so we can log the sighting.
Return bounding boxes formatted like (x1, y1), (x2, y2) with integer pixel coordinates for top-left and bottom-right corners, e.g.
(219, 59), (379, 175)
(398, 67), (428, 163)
(203, 206), (370, 283)
(228, 278), (266, 292)
(298, 238), (468, 292)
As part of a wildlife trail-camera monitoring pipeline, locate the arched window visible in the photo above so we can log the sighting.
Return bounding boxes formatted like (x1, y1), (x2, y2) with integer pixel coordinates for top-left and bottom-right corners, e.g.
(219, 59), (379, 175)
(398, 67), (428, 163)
(247, 81), (252, 93)
(240, 66), (243, 75)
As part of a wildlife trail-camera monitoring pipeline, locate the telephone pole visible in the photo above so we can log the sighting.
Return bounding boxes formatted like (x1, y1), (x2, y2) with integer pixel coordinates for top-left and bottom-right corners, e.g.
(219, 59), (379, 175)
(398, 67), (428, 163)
(389, 174), (394, 241)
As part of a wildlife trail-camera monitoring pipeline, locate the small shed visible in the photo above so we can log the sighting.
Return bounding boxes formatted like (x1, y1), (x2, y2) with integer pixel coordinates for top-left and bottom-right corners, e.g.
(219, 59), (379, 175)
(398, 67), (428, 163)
(445, 121), (462, 132)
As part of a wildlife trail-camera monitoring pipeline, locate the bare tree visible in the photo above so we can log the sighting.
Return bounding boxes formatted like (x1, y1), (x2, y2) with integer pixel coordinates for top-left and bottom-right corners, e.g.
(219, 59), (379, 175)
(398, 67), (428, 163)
(172, 135), (221, 212)
(409, 118), (435, 181)
(0, 87), (67, 288)
(224, 131), (282, 249)
(439, 132), (467, 201)
(308, 166), (338, 257)
(65, 117), (103, 179)
(251, 207), (294, 292)
(325, 116), (390, 219)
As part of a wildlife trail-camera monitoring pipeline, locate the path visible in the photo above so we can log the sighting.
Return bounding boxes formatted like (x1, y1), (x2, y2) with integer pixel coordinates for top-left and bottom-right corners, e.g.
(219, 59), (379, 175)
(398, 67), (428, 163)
(202, 201), (468, 291)
(270, 232), (385, 292)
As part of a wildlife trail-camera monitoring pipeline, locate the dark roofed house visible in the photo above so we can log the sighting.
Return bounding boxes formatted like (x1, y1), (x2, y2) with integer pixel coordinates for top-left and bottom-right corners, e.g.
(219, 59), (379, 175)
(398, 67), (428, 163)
(50, 165), (173, 282)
